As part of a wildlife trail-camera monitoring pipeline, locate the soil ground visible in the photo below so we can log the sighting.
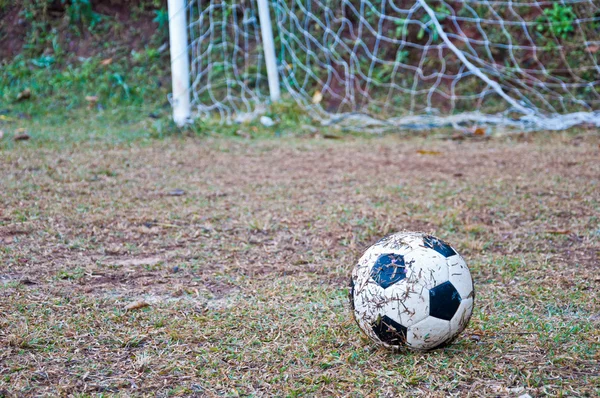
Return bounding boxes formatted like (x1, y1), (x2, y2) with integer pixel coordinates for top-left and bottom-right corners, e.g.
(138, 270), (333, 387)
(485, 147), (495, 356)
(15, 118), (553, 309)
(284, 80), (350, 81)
(1, 132), (599, 396)
(0, 1), (162, 61)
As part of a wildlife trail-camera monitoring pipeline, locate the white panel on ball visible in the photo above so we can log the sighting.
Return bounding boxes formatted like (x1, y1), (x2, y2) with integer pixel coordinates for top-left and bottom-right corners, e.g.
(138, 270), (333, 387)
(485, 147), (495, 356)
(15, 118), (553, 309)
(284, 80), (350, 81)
(404, 248), (449, 289)
(407, 316), (452, 351)
(449, 298), (474, 336)
(447, 256), (474, 299)
(383, 281), (430, 327)
(377, 232), (426, 252)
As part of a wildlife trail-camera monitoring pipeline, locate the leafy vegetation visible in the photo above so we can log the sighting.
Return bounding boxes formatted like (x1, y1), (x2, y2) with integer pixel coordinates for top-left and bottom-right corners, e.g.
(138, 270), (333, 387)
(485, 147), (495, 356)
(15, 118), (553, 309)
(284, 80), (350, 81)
(153, 7), (169, 32)
(1, 0), (598, 134)
(417, 4), (451, 42)
(536, 3), (577, 39)
(1, 0), (171, 129)
(2, 50), (168, 109)
(62, 0), (102, 30)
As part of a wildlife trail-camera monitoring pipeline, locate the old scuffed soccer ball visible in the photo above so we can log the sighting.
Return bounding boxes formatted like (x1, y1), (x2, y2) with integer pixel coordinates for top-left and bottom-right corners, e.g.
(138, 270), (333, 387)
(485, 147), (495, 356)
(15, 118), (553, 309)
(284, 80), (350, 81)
(350, 231), (474, 351)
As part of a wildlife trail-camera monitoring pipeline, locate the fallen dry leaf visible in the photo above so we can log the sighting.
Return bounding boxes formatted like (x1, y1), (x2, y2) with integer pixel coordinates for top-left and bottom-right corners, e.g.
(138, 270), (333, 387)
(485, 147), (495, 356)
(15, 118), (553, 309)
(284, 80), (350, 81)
(417, 149), (442, 155)
(586, 45), (599, 53)
(138, 226), (160, 234)
(108, 256), (162, 267)
(16, 88), (31, 102)
(85, 96), (99, 110)
(546, 230), (571, 235)
(100, 58), (113, 66)
(474, 127), (486, 136)
(167, 189), (186, 196)
(234, 130), (252, 139)
(20, 278), (37, 286)
(312, 90), (323, 104)
(13, 129), (30, 141)
(125, 300), (150, 311)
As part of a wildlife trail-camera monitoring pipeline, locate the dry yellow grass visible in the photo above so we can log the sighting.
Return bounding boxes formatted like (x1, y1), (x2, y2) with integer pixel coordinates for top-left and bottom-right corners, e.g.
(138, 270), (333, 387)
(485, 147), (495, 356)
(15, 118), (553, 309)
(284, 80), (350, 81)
(1, 132), (599, 396)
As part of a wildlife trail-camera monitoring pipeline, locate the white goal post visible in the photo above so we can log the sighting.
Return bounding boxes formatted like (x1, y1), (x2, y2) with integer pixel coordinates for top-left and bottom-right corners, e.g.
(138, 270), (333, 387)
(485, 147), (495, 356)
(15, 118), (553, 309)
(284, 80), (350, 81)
(168, 0), (600, 131)
(168, 0), (192, 126)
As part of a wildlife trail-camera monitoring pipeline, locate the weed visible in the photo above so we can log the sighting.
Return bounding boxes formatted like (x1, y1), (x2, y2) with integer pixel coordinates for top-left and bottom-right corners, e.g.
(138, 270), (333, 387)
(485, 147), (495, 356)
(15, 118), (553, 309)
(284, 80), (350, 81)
(536, 4), (577, 39)
(417, 5), (450, 42)
(153, 7), (169, 32)
(62, 0), (102, 31)
(394, 18), (409, 38)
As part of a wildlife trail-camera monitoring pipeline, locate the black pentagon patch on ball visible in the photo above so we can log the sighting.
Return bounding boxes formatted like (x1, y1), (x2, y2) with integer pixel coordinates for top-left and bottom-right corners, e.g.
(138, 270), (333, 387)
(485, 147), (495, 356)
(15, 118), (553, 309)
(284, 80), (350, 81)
(371, 315), (408, 345)
(423, 235), (456, 258)
(429, 281), (462, 321)
(370, 253), (407, 289)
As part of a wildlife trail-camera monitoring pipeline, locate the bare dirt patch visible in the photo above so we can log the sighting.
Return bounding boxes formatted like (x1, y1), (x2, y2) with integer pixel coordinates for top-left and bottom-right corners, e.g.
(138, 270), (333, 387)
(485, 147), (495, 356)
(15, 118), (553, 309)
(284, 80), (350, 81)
(0, 227), (29, 244)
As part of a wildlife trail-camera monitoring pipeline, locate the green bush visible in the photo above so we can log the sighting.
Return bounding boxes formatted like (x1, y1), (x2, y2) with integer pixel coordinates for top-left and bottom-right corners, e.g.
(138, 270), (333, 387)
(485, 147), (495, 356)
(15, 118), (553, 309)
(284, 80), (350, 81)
(536, 4), (576, 39)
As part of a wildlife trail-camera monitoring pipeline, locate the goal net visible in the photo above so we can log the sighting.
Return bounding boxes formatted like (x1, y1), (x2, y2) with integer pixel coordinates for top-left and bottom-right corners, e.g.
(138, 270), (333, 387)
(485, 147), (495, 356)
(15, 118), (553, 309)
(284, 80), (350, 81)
(182, 0), (600, 131)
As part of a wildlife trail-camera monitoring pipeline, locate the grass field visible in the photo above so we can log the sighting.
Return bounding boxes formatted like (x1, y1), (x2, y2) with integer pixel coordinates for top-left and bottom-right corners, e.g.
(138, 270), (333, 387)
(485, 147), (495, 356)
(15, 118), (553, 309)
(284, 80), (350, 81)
(1, 127), (599, 396)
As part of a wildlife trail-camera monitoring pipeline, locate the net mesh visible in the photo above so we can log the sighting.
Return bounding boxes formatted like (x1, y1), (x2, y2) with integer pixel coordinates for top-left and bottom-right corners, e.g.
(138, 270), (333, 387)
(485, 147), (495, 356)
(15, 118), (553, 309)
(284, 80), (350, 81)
(185, 0), (600, 130)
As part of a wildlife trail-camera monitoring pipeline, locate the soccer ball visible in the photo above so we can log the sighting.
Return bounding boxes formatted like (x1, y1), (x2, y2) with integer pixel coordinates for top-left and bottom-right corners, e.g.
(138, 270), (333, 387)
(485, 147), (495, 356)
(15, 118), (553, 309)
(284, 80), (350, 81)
(350, 231), (474, 351)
